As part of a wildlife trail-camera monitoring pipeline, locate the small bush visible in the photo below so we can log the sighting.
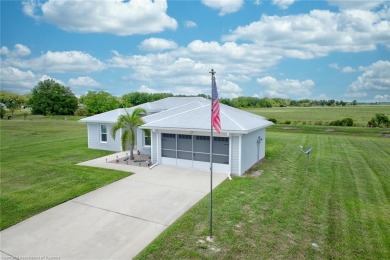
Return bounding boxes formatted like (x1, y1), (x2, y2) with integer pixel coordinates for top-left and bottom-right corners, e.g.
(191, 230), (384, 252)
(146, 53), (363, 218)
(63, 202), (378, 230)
(284, 120), (291, 124)
(330, 118), (354, 126)
(268, 118), (277, 124)
(368, 113), (390, 128)
(0, 107), (5, 119)
(74, 107), (88, 116)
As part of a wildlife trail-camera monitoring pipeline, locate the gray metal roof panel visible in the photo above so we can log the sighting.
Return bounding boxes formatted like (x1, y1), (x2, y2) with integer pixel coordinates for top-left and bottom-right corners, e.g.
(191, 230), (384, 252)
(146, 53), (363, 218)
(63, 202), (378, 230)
(80, 97), (273, 133)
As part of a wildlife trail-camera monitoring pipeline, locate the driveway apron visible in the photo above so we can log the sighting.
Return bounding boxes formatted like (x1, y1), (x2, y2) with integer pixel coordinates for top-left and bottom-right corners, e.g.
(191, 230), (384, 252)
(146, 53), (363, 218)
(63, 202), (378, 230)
(0, 155), (227, 260)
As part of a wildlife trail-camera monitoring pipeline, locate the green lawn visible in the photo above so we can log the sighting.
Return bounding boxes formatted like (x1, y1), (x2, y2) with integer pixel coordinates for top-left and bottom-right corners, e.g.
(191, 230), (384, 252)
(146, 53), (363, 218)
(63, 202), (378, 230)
(245, 105), (390, 126)
(0, 117), (130, 230)
(136, 126), (390, 259)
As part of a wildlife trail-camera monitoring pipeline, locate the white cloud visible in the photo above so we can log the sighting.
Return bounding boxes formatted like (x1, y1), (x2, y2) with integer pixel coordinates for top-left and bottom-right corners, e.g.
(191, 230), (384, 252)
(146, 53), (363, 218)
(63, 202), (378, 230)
(39, 75), (66, 87)
(329, 63), (356, 73)
(328, 0), (387, 10)
(1, 44), (31, 57)
(184, 20), (197, 28)
(217, 80), (243, 98)
(256, 76), (314, 98)
(4, 50), (105, 73)
(272, 0), (295, 10)
(138, 85), (160, 93)
(348, 60), (390, 92)
(341, 66), (356, 73)
(0, 67), (36, 93)
(201, 0), (244, 16)
(22, 0), (40, 18)
(68, 76), (99, 87)
(22, 0), (177, 36)
(222, 8), (390, 58)
(374, 94), (390, 100)
(139, 38), (178, 51)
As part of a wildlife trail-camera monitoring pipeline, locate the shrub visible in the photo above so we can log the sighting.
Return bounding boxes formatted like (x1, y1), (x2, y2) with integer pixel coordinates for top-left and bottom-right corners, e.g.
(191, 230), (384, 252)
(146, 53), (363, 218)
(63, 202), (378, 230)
(341, 118), (354, 126)
(74, 107), (88, 116)
(368, 113), (390, 128)
(330, 118), (354, 126)
(268, 118), (277, 124)
(0, 107), (5, 119)
(284, 120), (291, 125)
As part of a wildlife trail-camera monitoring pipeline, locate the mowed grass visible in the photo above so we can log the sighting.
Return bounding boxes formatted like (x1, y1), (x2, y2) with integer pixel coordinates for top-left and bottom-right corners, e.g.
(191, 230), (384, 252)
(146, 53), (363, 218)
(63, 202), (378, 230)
(0, 117), (130, 230)
(136, 127), (390, 259)
(245, 105), (390, 126)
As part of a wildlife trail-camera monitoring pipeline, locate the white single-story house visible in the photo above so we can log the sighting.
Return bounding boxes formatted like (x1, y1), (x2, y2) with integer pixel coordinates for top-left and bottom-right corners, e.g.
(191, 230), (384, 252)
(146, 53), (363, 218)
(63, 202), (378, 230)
(80, 97), (273, 175)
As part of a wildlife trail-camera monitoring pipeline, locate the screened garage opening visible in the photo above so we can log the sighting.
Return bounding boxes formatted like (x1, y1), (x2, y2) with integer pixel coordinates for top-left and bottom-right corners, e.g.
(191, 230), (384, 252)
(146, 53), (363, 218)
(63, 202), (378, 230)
(161, 133), (229, 170)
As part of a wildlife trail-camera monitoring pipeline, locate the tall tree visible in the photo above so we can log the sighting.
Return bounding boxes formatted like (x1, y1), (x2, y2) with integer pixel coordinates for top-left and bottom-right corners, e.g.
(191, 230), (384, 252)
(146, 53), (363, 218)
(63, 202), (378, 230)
(28, 79), (78, 115)
(80, 91), (119, 115)
(111, 108), (147, 160)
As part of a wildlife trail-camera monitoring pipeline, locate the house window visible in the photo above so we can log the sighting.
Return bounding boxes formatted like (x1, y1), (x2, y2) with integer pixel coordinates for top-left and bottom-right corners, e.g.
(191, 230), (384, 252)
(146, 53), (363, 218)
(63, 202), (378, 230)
(144, 133), (151, 146)
(100, 125), (108, 143)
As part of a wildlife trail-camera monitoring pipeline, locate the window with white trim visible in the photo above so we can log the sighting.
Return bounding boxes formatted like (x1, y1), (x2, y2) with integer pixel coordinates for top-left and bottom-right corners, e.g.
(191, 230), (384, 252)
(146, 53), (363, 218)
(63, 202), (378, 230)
(100, 125), (108, 143)
(144, 133), (151, 146)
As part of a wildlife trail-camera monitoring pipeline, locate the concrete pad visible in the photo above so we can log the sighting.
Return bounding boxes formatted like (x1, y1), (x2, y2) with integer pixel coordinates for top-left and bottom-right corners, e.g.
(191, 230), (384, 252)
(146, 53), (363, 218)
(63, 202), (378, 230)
(73, 178), (206, 226)
(1, 152), (227, 259)
(1, 202), (165, 259)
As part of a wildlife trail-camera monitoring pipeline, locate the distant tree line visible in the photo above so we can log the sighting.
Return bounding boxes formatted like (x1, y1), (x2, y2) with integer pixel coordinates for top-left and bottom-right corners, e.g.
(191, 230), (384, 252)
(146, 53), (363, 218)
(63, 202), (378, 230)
(219, 97), (356, 108)
(1, 79), (387, 126)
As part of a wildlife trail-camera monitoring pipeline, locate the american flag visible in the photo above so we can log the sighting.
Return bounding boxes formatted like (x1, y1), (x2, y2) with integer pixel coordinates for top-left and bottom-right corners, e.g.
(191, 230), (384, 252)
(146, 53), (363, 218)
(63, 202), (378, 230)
(212, 76), (221, 133)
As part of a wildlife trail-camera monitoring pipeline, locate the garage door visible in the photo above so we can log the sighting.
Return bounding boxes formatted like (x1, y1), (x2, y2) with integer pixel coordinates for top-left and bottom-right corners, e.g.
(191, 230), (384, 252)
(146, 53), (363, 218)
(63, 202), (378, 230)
(161, 133), (229, 172)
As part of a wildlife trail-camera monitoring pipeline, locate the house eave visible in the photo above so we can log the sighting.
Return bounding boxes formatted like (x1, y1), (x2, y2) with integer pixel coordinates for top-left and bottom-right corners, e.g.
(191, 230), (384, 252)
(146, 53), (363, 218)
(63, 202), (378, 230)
(139, 124), (273, 135)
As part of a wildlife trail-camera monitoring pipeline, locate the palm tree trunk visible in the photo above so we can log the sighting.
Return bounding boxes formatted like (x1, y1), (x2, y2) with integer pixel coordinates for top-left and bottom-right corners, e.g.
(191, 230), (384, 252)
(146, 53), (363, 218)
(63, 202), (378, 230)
(129, 144), (134, 160)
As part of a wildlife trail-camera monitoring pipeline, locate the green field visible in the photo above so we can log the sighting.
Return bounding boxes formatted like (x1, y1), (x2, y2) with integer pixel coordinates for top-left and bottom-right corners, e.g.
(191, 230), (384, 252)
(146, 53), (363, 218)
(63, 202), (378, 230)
(0, 116), (130, 230)
(136, 127), (390, 259)
(1, 107), (389, 258)
(245, 105), (390, 126)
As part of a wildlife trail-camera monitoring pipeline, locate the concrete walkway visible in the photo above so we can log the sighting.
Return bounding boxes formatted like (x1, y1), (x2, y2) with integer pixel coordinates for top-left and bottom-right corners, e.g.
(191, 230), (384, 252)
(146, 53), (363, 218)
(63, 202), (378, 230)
(0, 152), (227, 259)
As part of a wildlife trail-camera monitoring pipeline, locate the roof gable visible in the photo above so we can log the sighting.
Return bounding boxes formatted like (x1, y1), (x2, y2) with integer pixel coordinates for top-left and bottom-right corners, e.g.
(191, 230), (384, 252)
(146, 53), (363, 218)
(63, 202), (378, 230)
(80, 97), (273, 133)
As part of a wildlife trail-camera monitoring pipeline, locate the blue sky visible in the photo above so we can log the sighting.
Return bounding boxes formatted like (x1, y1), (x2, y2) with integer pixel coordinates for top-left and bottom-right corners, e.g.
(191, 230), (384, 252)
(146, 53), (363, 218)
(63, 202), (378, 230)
(1, 0), (389, 102)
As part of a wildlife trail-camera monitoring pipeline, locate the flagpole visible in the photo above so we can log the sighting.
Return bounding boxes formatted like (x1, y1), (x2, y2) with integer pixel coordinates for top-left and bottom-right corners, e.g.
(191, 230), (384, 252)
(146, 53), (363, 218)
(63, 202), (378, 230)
(209, 69), (215, 240)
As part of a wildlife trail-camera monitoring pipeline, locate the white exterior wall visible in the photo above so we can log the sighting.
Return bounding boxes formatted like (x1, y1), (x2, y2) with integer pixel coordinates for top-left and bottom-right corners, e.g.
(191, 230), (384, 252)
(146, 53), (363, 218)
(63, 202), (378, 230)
(87, 123), (122, 152)
(240, 128), (266, 174)
(151, 131), (158, 164)
(136, 128), (151, 155)
(230, 135), (240, 175)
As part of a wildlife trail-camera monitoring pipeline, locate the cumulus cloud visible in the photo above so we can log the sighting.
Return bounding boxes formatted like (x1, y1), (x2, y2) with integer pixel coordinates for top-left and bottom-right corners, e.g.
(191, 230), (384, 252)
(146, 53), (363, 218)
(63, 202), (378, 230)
(272, 0), (295, 10)
(3, 50), (105, 73)
(184, 20), (197, 28)
(138, 85), (160, 93)
(201, 0), (244, 16)
(374, 94), (390, 100)
(0, 67), (36, 93)
(256, 76), (314, 98)
(348, 60), (390, 92)
(108, 39), (278, 95)
(217, 79), (243, 98)
(139, 38), (178, 51)
(1, 44), (31, 57)
(222, 8), (390, 58)
(68, 76), (99, 87)
(22, 0), (177, 36)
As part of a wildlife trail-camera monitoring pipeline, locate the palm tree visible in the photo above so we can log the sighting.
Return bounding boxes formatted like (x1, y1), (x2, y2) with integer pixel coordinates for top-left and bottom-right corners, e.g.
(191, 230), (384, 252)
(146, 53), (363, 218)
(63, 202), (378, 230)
(111, 107), (147, 160)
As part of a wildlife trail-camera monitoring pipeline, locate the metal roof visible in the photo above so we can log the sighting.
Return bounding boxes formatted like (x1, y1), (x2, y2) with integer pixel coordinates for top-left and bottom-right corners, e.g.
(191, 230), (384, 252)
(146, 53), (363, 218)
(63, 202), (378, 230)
(80, 97), (273, 134)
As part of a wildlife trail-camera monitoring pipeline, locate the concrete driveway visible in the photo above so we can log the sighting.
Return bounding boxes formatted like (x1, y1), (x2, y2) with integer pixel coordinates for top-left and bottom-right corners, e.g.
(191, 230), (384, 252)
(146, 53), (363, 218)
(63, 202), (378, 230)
(0, 153), (227, 259)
